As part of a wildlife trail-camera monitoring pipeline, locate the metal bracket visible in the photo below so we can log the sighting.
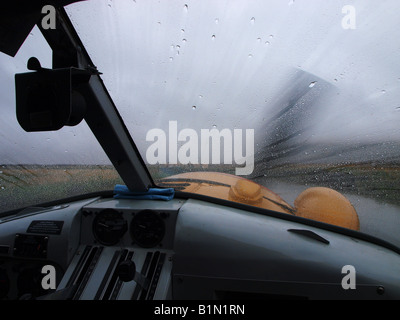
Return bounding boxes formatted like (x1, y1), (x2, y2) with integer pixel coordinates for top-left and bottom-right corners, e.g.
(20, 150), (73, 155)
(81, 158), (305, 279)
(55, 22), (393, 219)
(36, 7), (153, 192)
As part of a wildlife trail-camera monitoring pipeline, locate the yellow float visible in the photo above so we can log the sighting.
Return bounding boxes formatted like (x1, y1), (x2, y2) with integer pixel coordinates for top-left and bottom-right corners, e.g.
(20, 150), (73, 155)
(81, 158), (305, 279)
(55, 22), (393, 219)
(160, 172), (360, 231)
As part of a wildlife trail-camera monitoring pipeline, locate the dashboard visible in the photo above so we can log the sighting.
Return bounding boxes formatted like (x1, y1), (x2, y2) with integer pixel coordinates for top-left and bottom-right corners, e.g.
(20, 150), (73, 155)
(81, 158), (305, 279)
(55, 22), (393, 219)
(1, 195), (400, 300)
(0, 197), (181, 300)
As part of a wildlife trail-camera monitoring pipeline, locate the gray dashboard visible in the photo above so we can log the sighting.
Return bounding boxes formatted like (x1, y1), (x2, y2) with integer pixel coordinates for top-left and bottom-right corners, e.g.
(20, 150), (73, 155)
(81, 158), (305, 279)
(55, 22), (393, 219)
(0, 195), (399, 300)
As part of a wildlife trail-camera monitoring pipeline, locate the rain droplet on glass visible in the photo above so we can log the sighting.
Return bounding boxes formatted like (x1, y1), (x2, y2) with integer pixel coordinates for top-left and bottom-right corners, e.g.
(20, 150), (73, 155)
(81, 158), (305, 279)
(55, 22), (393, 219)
(309, 81), (317, 88)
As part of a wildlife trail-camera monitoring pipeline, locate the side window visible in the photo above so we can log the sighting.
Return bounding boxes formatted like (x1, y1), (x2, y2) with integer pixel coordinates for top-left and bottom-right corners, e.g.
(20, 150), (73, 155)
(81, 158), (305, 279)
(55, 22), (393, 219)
(0, 26), (122, 214)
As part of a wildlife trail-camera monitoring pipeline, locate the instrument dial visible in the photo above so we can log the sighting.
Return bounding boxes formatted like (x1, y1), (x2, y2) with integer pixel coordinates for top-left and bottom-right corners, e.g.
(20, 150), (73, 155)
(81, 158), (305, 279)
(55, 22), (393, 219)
(92, 209), (127, 246)
(130, 210), (165, 248)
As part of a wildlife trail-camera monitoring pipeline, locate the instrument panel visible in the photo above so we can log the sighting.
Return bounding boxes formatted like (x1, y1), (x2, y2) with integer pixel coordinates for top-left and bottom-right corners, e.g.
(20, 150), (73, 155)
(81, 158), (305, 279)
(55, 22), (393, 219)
(0, 197), (182, 300)
(80, 198), (181, 250)
(56, 198), (182, 300)
(90, 208), (167, 248)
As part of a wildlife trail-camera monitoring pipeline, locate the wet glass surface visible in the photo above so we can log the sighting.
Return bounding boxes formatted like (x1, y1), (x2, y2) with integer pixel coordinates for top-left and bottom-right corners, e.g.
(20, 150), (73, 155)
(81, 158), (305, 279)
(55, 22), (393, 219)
(0, 1), (399, 246)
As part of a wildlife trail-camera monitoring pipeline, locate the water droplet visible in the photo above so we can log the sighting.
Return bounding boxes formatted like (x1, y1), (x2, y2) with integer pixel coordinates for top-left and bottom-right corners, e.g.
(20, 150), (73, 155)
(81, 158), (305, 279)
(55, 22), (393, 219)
(183, 4), (188, 11)
(381, 90), (386, 94)
(288, 0), (295, 5)
(250, 17), (255, 25)
(264, 41), (270, 45)
(269, 34), (274, 39)
(215, 18), (219, 25)
(212, 124), (217, 129)
(182, 38), (187, 43)
(169, 57), (174, 61)
(192, 106), (197, 110)
(211, 34), (216, 40)
(199, 95), (203, 99)
(257, 37), (262, 43)
(181, 29), (185, 33)
(248, 54), (253, 58)
(309, 81), (317, 88)
(334, 78), (338, 82)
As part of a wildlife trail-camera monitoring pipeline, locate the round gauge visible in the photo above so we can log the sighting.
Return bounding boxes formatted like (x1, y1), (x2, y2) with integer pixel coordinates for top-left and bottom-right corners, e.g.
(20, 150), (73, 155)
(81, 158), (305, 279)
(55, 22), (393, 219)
(130, 210), (165, 248)
(92, 209), (127, 246)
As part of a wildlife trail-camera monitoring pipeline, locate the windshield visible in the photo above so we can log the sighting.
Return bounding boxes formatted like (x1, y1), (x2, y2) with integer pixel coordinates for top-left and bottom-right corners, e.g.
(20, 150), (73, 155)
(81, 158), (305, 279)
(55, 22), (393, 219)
(2, 1), (399, 247)
(64, 0), (400, 246)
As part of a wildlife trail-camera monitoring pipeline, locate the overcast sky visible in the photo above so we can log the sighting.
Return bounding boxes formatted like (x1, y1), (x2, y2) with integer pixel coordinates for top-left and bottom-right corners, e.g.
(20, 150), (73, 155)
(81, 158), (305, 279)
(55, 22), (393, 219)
(1, 0), (400, 165)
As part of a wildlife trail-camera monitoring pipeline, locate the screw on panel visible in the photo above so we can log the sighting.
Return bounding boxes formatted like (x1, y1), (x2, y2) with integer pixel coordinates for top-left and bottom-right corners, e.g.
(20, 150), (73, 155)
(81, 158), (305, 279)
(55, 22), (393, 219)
(376, 286), (385, 295)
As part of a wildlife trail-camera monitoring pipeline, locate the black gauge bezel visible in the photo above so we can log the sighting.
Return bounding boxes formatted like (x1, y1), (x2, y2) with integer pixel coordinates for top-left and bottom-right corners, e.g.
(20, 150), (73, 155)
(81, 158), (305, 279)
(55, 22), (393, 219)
(130, 210), (166, 248)
(92, 209), (127, 246)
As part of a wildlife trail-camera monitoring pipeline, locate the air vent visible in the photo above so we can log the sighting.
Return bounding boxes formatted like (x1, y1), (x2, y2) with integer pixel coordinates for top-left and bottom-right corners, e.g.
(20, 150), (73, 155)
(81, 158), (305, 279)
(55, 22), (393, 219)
(288, 229), (330, 245)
